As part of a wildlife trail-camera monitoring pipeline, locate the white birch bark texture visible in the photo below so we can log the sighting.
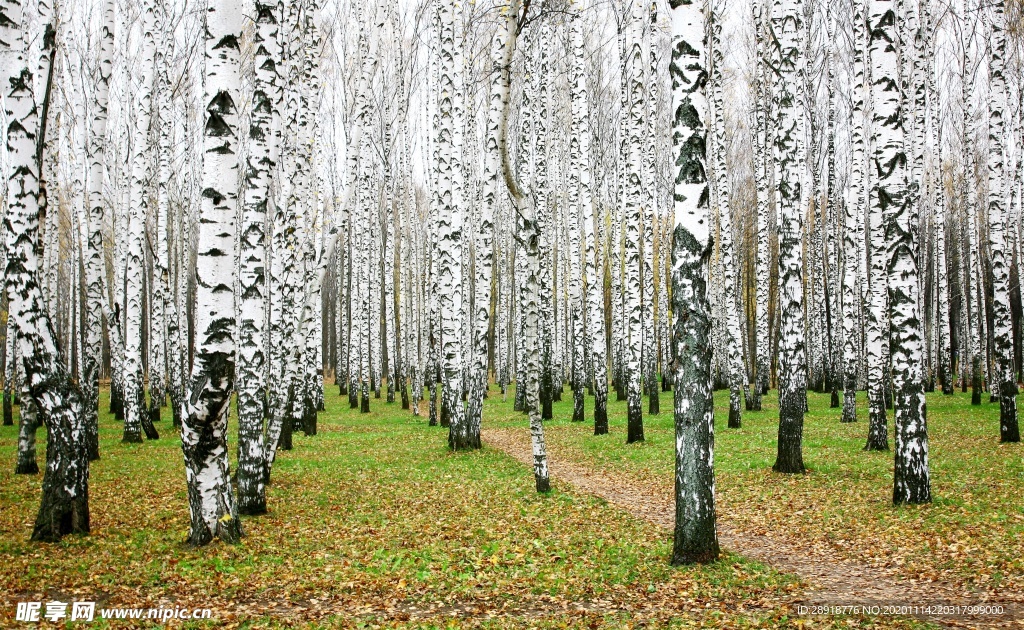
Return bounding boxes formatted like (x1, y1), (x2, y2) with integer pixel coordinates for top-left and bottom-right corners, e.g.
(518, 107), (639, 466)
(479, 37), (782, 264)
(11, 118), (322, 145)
(155, 0), (182, 427)
(709, 9), (743, 429)
(567, 8), (587, 425)
(237, 0), (281, 516)
(3, 319), (16, 427)
(623, 0), (645, 443)
(437, 0), (468, 449)
(465, 24), (504, 445)
(868, 0), (931, 504)
(180, 0), (244, 546)
(986, 0), (1019, 443)
(1, 0), (90, 542)
(771, 0), (806, 474)
(959, 37), (983, 405)
(496, 0), (548, 492)
(642, 1), (660, 416)
(123, 0), (159, 443)
(927, 23), (951, 396)
(81, 0), (115, 459)
(573, 8), (609, 435)
(842, 0), (867, 424)
(668, 0), (719, 566)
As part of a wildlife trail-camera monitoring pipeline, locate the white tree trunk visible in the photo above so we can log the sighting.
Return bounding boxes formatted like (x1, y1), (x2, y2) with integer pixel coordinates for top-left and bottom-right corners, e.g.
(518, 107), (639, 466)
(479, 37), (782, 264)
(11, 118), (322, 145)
(669, 0), (718, 565)
(180, 0), (244, 546)
(986, 0), (1019, 442)
(623, 1), (645, 443)
(122, 0), (159, 443)
(868, 0), (931, 503)
(771, 0), (807, 474)
(1, 0), (89, 541)
(437, 0), (467, 448)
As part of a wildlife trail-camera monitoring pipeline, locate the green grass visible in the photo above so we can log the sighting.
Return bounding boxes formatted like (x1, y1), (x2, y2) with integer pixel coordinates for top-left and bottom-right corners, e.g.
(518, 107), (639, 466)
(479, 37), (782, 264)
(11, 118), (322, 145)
(486, 384), (1024, 600)
(0, 385), (949, 628)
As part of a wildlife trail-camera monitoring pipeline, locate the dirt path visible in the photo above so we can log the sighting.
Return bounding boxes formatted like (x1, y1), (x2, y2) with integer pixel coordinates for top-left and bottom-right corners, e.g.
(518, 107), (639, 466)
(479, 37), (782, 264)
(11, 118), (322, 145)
(483, 428), (1023, 629)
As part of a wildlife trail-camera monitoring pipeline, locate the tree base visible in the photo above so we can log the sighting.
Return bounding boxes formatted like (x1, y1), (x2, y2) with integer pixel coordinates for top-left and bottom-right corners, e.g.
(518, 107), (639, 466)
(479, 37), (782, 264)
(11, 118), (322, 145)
(302, 412), (317, 436)
(449, 433), (481, 451)
(830, 389), (840, 408)
(772, 459), (805, 474)
(237, 500), (267, 516)
(670, 546), (719, 565)
(727, 405), (741, 428)
(535, 477), (550, 493)
(572, 390), (585, 422)
(15, 460), (39, 475)
(594, 404), (608, 435)
(186, 516), (242, 547)
(31, 496), (89, 542)
(142, 415), (160, 440)
(121, 431), (143, 444)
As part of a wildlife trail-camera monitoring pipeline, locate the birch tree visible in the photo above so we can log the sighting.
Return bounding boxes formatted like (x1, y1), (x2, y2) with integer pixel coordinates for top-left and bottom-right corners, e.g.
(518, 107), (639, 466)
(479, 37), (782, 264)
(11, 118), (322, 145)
(868, 0), (931, 504)
(1, 0), (90, 542)
(466, 22), (503, 443)
(123, 0), (159, 444)
(80, 0), (114, 461)
(179, 0), (244, 545)
(497, 0), (548, 492)
(771, 0), (807, 474)
(985, 0), (1020, 443)
(623, 0), (646, 443)
(842, 0), (866, 424)
(437, 0), (470, 450)
(237, 0), (282, 515)
(669, 0), (718, 565)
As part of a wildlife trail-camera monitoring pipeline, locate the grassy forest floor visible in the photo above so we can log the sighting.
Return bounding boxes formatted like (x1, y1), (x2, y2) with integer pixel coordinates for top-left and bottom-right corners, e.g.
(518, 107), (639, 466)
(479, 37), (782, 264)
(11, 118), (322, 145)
(0, 383), (1021, 629)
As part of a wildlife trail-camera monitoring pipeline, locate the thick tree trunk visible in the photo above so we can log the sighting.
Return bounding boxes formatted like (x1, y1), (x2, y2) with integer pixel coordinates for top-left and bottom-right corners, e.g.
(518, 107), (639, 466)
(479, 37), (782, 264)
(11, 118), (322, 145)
(236, 0), (281, 516)
(180, 0), (245, 546)
(986, 0), (1020, 443)
(1, 0), (90, 541)
(623, 1), (645, 444)
(771, 0), (807, 474)
(669, 0), (718, 565)
(466, 27), (504, 443)
(437, 0), (469, 449)
(123, 0), (159, 444)
(868, 0), (931, 504)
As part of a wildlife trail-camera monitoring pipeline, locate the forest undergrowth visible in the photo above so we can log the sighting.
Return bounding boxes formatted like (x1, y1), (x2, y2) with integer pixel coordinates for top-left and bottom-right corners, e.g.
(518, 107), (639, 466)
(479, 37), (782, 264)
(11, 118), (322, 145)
(0, 386), (991, 629)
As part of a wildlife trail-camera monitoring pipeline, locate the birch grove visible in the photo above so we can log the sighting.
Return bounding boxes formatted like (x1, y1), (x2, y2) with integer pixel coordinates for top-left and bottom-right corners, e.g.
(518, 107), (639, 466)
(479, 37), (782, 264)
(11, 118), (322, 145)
(1, 0), (1021, 560)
